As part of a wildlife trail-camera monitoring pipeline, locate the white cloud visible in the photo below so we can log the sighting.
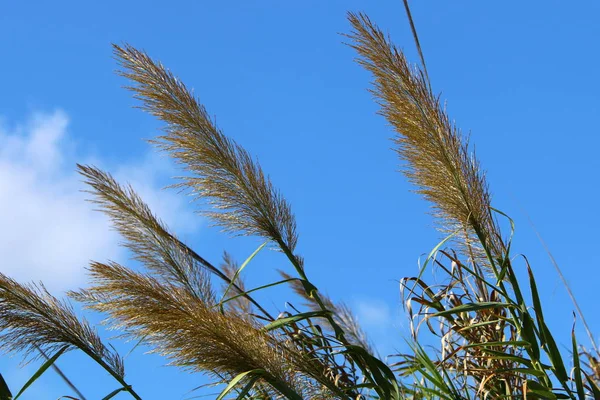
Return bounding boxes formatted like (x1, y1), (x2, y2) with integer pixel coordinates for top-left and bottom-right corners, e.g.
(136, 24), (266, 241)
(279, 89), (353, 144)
(0, 110), (199, 293)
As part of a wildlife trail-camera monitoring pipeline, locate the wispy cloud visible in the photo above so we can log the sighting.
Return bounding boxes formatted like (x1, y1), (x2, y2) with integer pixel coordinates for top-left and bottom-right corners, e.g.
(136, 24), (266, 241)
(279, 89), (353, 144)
(354, 297), (408, 356)
(0, 110), (198, 293)
(356, 299), (392, 328)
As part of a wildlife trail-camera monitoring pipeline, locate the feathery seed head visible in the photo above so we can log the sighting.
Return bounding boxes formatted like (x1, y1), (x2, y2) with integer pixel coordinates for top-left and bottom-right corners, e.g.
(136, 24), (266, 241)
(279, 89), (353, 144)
(78, 164), (215, 304)
(112, 44), (298, 253)
(0, 273), (125, 378)
(76, 261), (342, 398)
(347, 13), (505, 269)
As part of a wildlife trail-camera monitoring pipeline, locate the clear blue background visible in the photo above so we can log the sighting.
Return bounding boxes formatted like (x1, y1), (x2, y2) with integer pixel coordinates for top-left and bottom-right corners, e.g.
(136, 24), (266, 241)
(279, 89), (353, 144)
(1, 1), (599, 398)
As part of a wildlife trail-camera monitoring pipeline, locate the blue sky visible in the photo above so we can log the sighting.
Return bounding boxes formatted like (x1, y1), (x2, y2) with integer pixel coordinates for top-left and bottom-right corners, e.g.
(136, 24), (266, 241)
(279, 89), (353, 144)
(1, 1), (600, 398)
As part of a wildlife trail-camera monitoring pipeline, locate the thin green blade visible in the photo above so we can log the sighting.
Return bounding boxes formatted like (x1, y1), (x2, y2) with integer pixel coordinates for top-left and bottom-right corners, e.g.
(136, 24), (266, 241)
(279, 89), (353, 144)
(14, 345), (69, 399)
(0, 373), (12, 400)
(216, 370), (263, 400)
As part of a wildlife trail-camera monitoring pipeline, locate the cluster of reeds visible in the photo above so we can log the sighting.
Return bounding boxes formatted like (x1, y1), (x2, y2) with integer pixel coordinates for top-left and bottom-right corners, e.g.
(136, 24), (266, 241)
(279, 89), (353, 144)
(1, 6), (599, 400)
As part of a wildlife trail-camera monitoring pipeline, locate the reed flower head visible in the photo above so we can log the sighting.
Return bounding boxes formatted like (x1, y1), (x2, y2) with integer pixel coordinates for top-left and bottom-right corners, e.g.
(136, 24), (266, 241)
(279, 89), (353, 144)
(0, 273), (124, 378)
(76, 261), (344, 399)
(113, 44), (298, 253)
(347, 13), (505, 267)
(78, 164), (214, 303)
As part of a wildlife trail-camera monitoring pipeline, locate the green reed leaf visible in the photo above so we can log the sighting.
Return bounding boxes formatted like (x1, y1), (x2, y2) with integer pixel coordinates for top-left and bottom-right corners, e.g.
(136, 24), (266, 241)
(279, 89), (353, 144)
(216, 369), (263, 400)
(0, 374), (12, 400)
(571, 324), (585, 400)
(263, 310), (331, 331)
(14, 345), (69, 400)
(218, 242), (267, 311)
(102, 386), (131, 400)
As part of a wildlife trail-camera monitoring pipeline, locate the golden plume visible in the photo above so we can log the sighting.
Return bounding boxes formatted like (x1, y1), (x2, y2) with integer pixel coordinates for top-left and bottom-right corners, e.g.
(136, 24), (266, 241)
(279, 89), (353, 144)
(347, 13), (506, 268)
(76, 261), (347, 399)
(113, 44), (298, 254)
(0, 273), (125, 379)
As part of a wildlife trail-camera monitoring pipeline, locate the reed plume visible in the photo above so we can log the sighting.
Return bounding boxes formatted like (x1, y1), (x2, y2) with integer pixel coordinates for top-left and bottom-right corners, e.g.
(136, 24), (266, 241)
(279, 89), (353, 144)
(77, 164), (214, 303)
(76, 260), (347, 399)
(347, 13), (506, 269)
(113, 44), (298, 255)
(0, 273), (125, 378)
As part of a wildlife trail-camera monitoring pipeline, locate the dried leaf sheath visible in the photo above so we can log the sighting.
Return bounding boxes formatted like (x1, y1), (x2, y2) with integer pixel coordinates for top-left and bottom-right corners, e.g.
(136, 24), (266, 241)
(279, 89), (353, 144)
(347, 13), (506, 266)
(113, 44), (298, 253)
